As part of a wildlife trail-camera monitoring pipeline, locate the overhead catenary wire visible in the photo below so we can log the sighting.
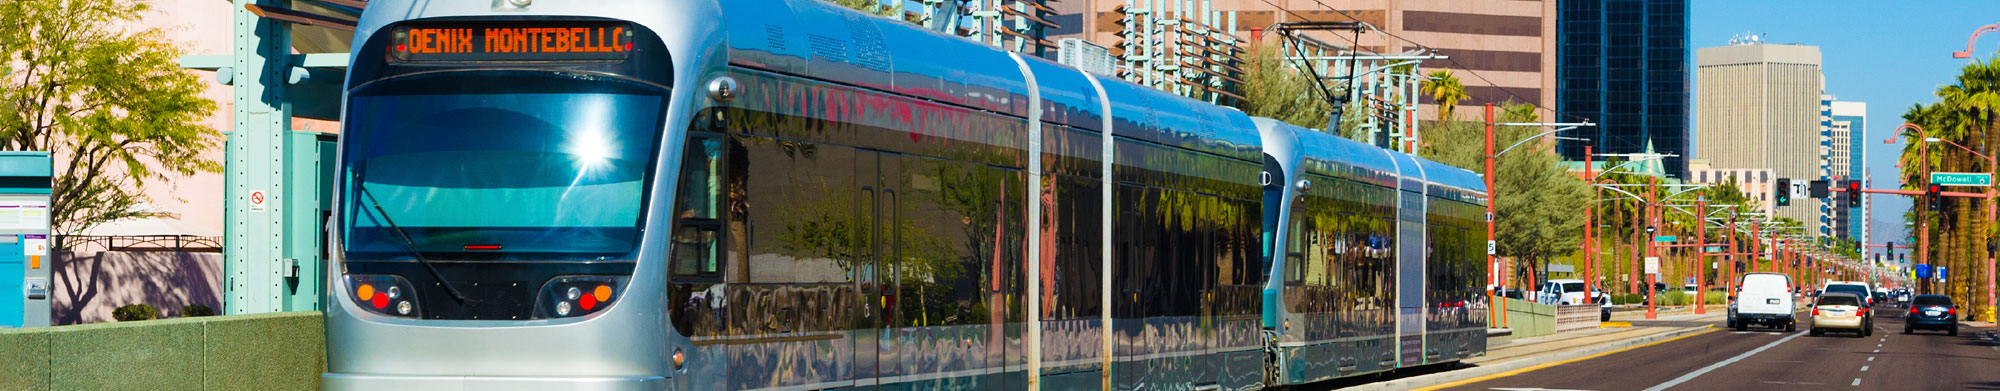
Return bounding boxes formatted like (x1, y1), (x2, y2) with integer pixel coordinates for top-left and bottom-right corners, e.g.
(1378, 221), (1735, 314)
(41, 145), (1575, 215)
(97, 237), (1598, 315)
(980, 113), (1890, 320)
(1262, 0), (1596, 125)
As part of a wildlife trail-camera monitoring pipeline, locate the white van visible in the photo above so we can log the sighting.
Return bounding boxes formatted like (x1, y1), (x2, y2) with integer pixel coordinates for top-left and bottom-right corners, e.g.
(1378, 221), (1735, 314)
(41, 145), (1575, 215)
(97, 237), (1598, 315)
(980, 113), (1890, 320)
(1731, 272), (1795, 331)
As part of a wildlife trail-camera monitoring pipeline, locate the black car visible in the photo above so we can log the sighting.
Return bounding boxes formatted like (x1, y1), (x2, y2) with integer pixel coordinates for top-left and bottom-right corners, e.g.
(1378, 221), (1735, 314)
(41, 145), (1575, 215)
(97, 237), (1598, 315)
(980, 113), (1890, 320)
(1905, 294), (1960, 335)
(1872, 291), (1889, 307)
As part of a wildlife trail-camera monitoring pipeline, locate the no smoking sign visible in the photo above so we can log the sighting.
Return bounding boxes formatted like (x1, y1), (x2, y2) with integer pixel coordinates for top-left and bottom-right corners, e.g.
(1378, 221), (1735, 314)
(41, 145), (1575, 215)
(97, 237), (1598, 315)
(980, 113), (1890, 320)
(250, 189), (267, 212)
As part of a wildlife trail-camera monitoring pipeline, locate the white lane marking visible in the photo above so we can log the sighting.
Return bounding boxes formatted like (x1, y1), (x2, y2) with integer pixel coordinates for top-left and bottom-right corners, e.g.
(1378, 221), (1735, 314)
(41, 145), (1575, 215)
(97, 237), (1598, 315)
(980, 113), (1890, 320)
(1852, 378), (1861, 386)
(1860, 365), (1869, 371)
(1873, 349), (1880, 353)
(1643, 332), (1806, 391)
(1867, 357), (1875, 362)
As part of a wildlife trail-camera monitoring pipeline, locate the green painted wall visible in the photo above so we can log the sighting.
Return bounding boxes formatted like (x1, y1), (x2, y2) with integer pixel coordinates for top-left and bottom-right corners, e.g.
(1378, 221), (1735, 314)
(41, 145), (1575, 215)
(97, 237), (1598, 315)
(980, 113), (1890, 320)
(1504, 298), (1557, 338)
(0, 311), (323, 390)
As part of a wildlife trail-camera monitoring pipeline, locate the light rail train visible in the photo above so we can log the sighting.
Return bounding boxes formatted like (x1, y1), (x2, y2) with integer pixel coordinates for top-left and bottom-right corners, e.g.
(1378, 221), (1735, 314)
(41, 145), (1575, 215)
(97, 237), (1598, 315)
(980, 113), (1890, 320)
(325, 0), (1488, 389)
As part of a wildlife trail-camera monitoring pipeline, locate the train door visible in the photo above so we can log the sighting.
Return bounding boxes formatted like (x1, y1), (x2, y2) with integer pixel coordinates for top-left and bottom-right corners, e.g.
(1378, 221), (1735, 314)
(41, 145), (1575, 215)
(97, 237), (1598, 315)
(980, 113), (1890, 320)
(1395, 187), (1427, 367)
(854, 150), (903, 387)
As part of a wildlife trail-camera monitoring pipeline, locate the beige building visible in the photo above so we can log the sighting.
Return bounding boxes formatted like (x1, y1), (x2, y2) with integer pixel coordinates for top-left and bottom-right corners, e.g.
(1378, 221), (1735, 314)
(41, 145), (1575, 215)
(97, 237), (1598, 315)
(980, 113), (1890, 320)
(1048, 0), (1558, 120)
(1695, 43), (1823, 225)
(1687, 159), (1775, 218)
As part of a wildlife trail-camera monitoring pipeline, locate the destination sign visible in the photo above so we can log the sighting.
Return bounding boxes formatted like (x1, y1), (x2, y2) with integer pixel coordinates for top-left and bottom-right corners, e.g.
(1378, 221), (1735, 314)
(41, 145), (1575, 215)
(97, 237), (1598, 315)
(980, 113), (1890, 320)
(390, 21), (633, 63)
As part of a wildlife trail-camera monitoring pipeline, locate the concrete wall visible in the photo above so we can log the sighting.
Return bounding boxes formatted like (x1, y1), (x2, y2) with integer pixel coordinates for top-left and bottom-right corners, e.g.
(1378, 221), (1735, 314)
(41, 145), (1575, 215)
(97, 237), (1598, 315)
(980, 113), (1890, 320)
(49, 251), (224, 325)
(0, 311), (324, 390)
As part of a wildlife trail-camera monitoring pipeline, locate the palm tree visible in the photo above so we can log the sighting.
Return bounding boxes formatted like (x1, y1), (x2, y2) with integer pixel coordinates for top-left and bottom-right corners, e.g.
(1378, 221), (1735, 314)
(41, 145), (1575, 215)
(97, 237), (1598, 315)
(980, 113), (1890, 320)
(1423, 70), (1466, 121)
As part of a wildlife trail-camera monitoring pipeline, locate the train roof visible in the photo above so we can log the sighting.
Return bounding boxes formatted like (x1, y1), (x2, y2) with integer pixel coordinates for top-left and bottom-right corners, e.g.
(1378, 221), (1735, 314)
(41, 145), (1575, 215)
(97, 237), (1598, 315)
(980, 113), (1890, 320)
(721, 0), (1262, 162)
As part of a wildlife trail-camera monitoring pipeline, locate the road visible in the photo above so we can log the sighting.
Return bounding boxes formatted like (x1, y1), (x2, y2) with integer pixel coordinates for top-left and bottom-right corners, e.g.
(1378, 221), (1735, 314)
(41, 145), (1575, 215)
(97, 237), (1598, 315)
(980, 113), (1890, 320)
(1443, 308), (2000, 390)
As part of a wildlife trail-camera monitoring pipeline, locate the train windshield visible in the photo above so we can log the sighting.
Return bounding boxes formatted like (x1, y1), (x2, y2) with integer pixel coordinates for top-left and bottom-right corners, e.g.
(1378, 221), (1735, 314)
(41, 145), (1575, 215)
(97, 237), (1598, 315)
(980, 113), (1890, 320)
(341, 71), (668, 261)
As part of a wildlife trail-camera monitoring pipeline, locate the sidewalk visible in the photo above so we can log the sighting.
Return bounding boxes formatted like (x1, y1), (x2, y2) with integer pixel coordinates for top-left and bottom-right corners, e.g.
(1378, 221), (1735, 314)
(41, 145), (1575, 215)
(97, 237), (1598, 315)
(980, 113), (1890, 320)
(1346, 311), (1725, 390)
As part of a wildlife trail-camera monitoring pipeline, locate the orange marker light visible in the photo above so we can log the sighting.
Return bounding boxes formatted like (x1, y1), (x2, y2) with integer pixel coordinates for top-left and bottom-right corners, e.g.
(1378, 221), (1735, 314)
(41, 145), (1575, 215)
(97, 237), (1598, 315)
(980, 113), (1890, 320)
(593, 285), (612, 302)
(357, 284), (375, 300)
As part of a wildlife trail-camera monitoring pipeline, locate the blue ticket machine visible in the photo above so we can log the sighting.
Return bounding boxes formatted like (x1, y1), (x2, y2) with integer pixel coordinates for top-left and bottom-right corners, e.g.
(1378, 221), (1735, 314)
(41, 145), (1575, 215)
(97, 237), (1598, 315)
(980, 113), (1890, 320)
(0, 152), (51, 328)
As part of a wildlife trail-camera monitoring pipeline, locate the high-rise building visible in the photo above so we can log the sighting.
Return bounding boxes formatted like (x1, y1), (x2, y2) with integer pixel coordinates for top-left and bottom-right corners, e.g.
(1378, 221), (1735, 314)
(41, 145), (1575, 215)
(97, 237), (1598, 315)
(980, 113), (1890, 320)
(1695, 42), (1823, 226)
(1047, 0), (1558, 120)
(1556, 0), (1690, 177)
(1831, 100), (1867, 241)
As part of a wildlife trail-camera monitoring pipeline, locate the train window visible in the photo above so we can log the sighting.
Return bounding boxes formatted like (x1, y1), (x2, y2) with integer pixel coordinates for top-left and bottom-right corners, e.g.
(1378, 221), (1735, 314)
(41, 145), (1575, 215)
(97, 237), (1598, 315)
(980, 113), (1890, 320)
(671, 136), (724, 277)
(339, 71), (664, 261)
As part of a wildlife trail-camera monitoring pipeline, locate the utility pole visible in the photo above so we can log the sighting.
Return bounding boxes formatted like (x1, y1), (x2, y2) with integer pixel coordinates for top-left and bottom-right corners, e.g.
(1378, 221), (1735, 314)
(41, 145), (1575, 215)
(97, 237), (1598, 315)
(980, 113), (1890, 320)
(1585, 146), (1597, 300)
(1485, 103), (1501, 326)
(1647, 176), (1659, 320)
(1695, 197), (1707, 314)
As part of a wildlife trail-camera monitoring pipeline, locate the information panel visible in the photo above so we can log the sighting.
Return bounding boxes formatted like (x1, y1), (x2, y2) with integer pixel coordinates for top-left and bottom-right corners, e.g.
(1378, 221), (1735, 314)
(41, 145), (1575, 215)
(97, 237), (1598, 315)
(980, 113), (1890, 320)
(390, 21), (634, 63)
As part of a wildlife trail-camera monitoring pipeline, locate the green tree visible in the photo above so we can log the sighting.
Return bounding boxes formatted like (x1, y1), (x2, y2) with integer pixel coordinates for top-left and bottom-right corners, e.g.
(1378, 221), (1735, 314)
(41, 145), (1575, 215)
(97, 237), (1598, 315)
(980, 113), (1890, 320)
(0, 0), (222, 234)
(1240, 43), (1331, 130)
(1486, 103), (1590, 286)
(1421, 70), (1465, 121)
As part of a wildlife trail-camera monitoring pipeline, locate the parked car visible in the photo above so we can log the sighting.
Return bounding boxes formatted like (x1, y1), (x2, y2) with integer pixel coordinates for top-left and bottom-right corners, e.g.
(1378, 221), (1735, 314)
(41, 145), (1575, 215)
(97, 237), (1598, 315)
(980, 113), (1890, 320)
(1732, 272), (1796, 331)
(1810, 292), (1870, 337)
(1905, 294), (1960, 335)
(1537, 279), (1608, 306)
(1682, 284), (1699, 297)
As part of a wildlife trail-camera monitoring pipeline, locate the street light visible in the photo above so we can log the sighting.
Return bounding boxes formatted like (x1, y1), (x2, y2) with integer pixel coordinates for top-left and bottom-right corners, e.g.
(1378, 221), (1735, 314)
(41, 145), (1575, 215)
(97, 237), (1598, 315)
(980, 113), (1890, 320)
(1953, 23), (2000, 58)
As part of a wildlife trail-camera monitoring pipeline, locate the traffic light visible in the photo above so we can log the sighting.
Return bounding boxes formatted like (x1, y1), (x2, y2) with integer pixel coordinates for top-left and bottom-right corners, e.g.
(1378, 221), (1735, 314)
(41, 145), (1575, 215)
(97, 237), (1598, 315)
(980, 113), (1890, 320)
(1775, 178), (1792, 206)
(1927, 184), (1942, 211)
(1845, 180), (1862, 208)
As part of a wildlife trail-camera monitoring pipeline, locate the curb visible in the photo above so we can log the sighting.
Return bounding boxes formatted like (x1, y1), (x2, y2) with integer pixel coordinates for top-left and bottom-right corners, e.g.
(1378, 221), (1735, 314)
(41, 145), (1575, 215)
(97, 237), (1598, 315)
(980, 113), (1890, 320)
(1343, 324), (1718, 391)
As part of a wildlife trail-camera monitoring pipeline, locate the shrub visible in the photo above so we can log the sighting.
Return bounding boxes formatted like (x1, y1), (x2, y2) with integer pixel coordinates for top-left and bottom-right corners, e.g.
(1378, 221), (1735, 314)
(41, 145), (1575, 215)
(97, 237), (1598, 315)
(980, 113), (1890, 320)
(1660, 291), (1689, 306)
(181, 304), (216, 317)
(112, 304), (159, 322)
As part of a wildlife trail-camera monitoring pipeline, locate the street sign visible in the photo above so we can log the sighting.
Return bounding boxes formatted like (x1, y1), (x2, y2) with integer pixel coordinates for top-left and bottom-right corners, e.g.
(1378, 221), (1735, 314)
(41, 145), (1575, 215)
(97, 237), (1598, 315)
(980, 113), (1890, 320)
(1930, 172), (1993, 187)
(1915, 264), (1932, 279)
(1487, 240), (1496, 256)
(1653, 236), (1678, 243)
(1939, 266), (1949, 281)
(1644, 257), (1660, 274)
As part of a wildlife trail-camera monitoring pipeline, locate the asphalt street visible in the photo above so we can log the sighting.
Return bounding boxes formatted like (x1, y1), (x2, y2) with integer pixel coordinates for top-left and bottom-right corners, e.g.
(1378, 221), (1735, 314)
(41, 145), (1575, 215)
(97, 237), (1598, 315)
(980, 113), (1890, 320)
(1443, 308), (2000, 390)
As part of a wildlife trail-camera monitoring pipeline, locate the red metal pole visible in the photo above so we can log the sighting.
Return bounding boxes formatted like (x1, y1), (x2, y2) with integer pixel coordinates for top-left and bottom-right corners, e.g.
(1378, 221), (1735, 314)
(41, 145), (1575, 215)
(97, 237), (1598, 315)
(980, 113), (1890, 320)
(1647, 177), (1658, 320)
(1586, 146), (1596, 300)
(1728, 219), (1738, 293)
(1752, 222), (1762, 273)
(1696, 198), (1707, 314)
(1485, 103), (1501, 325)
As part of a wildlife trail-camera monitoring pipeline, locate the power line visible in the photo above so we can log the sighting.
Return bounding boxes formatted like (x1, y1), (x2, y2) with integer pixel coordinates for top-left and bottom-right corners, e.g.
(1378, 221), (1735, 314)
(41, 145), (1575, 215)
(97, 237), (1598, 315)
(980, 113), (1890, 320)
(1282, 0), (1595, 124)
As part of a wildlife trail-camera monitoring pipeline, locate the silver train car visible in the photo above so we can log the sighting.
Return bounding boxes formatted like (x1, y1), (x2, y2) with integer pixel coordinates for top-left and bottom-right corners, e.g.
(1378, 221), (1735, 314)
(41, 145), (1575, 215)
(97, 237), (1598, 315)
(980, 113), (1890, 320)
(324, 0), (1488, 389)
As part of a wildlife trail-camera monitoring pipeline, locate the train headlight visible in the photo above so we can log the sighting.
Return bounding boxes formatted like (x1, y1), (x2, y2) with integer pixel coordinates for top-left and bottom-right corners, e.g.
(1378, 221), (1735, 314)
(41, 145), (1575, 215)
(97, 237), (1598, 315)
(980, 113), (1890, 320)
(533, 275), (628, 319)
(345, 274), (421, 318)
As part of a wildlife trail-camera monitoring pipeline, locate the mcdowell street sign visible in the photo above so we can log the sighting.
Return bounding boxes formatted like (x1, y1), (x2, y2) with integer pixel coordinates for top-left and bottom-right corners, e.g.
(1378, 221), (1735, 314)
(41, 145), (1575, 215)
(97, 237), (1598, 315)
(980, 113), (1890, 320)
(1930, 172), (1993, 187)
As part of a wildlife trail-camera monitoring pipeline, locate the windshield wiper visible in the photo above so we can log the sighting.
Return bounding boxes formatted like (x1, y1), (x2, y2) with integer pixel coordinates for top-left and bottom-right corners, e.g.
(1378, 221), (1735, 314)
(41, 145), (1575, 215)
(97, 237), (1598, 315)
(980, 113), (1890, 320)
(354, 179), (481, 305)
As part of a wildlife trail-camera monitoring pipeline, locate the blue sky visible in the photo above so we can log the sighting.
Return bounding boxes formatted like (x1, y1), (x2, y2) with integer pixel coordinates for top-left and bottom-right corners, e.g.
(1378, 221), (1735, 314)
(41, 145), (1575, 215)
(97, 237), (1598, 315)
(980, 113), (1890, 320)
(1691, 1), (2000, 260)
